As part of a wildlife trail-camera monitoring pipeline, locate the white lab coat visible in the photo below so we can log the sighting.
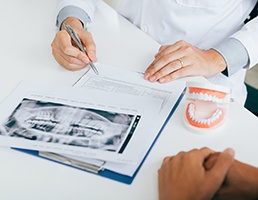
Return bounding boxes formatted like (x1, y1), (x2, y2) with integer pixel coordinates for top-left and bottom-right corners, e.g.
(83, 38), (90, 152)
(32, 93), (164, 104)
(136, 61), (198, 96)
(57, 0), (258, 105)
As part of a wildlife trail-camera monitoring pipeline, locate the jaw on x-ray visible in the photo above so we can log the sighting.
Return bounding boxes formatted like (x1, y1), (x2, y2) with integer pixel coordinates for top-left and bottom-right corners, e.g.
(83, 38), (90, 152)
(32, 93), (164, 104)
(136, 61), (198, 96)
(1, 99), (135, 151)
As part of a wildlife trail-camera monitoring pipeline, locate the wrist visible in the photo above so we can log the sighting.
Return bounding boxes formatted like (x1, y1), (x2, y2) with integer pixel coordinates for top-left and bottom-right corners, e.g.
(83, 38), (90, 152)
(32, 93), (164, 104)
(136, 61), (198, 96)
(206, 49), (227, 73)
(248, 167), (258, 199)
(236, 161), (258, 199)
(61, 17), (83, 30)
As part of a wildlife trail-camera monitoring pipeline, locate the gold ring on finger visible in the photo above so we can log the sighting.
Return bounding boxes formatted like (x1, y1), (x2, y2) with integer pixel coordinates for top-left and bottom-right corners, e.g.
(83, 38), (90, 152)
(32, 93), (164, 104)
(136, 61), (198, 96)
(177, 58), (184, 68)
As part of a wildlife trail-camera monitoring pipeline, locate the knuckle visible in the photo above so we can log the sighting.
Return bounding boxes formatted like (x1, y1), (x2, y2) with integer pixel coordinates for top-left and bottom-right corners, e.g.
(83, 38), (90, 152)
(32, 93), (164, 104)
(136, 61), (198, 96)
(184, 46), (194, 54)
(177, 40), (187, 46)
(200, 147), (210, 152)
(55, 30), (63, 37)
(50, 41), (55, 48)
(163, 156), (170, 163)
(51, 40), (59, 51)
(177, 151), (186, 157)
(178, 40), (185, 44)
(161, 54), (171, 62)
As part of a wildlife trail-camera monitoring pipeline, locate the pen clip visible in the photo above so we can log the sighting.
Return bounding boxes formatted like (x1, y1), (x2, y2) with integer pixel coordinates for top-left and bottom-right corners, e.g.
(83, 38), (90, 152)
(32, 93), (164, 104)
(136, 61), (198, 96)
(39, 151), (105, 174)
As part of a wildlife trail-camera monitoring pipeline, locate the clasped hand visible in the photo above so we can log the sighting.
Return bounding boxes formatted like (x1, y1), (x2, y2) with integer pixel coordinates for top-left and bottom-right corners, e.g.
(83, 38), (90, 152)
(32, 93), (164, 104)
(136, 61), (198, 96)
(158, 148), (258, 200)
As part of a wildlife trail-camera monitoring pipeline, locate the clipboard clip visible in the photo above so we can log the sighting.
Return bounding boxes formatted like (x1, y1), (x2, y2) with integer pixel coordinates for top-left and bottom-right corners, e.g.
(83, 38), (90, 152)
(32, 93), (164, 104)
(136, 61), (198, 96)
(39, 152), (105, 174)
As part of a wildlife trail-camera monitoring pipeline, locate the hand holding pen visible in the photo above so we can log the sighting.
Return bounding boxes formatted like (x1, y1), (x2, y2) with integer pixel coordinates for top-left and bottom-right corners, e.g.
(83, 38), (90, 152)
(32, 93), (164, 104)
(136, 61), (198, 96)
(51, 17), (98, 72)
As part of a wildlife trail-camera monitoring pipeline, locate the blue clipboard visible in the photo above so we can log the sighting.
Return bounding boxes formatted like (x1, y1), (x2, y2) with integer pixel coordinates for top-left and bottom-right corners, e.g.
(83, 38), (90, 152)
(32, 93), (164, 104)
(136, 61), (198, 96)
(13, 91), (184, 185)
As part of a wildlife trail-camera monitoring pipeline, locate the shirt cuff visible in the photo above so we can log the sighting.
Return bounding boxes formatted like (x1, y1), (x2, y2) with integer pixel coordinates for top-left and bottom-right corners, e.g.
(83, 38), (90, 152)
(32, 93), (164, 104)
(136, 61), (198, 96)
(56, 5), (91, 30)
(212, 38), (250, 77)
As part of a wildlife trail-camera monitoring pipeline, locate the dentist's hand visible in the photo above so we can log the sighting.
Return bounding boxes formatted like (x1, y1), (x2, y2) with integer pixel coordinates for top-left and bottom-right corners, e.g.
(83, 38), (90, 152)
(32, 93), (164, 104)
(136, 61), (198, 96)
(144, 40), (226, 83)
(51, 17), (97, 71)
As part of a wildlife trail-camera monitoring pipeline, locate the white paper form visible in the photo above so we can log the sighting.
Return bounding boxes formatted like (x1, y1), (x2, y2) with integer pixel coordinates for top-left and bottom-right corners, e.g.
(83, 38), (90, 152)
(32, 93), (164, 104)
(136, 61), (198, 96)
(74, 63), (185, 114)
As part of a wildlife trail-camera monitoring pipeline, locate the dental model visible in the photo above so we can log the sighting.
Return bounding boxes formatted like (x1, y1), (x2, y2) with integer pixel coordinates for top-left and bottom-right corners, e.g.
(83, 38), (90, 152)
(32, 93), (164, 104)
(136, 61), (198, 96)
(183, 81), (230, 133)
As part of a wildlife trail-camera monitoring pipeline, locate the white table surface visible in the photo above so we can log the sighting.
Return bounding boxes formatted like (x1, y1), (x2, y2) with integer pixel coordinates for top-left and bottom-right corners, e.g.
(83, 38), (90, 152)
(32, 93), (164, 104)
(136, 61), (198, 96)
(0, 1), (258, 200)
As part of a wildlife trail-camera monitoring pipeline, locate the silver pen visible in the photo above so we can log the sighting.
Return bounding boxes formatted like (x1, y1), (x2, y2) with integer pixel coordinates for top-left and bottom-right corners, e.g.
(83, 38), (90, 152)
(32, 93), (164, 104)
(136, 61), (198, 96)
(63, 22), (99, 75)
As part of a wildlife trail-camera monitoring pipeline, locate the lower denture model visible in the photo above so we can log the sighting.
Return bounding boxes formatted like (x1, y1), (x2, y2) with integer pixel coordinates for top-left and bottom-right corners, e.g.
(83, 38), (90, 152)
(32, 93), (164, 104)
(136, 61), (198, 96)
(183, 82), (231, 132)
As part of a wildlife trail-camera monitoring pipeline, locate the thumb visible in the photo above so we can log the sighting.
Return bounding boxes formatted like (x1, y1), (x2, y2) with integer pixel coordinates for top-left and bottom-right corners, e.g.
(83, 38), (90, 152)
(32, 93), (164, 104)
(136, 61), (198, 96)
(206, 148), (235, 190)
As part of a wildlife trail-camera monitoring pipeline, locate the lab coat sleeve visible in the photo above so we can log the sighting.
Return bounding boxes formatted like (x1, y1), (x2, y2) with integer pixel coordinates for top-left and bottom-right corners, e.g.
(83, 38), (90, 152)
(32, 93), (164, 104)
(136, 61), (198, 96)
(56, 0), (97, 22)
(56, 5), (91, 30)
(212, 38), (249, 76)
(230, 16), (258, 69)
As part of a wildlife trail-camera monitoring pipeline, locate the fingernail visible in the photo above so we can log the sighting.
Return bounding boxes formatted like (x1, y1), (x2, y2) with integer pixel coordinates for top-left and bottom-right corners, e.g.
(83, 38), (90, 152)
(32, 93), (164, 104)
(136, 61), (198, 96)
(149, 75), (156, 82)
(224, 148), (235, 157)
(82, 57), (89, 64)
(159, 78), (166, 83)
(89, 51), (97, 61)
(144, 73), (150, 80)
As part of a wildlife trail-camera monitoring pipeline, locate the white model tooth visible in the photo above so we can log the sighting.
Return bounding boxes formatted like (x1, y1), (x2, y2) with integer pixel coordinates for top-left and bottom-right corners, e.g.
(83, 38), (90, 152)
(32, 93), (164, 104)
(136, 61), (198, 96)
(190, 114), (194, 119)
(210, 95), (215, 102)
(213, 109), (221, 121)
(189, 106), (194, 113)
(216, 114), (220, 120)
(195, 93), (199, 99)
(190, 111), (194, 118)
(211, 111), (217, 119)
(207, 94), (211, 101)
(217, 110), (222, 118)
(194, 117), (198, 122)
(192, 92), (196, 99)
(199, 92), (204, 100)
(216, 96), (220, 103)
(192, 116), (196, 122)
(203, 94), (209, 101)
